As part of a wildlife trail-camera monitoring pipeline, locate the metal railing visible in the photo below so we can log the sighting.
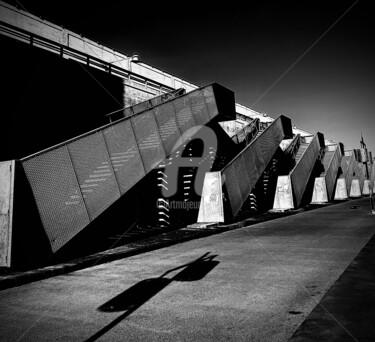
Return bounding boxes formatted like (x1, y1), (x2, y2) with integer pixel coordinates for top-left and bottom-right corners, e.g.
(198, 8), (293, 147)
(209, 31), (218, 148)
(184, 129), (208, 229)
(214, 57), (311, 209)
(323, 144), (342, 201)
(290, 132), (324, 207)
(20, 84), (230, 252)
(221, 115), (292, 218)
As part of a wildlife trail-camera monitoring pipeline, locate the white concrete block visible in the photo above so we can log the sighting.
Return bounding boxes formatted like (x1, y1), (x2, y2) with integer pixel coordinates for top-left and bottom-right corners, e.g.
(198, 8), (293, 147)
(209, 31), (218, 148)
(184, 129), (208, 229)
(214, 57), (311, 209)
(334, 178), (348, 200)
(311, 177), (328, 204)
(273, 176), (294, 210)
(197, 172), (224, 223)
(349, 179), (361, 198)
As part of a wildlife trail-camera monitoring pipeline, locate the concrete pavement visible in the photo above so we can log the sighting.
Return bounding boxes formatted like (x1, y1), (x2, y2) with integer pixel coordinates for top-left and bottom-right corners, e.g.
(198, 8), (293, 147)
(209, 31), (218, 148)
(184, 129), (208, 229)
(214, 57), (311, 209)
(0, 197), (374, 341)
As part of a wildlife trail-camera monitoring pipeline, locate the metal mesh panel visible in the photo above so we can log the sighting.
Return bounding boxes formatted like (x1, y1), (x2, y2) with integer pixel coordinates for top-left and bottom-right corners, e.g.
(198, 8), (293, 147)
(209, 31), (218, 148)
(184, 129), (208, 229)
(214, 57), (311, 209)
(22, 146), (90, 252)
(150, 96), (163, 107)
(258, 125), (279, 166)
(189, 89), (210, 126)
(173, 95), (197, 134)
(243, 140), (265, 189)
(202, 85), (218, 120)
(103, 120), (146, 195)
(68, 132), (121, 220)
(132, 100), (150, 114)
(223, 164), (242, 217)
(291, 134), (320, 207)
(131, 110), (166, 172)
(325, 147), (340, 201)
(233, 155), (250, 202)
(154, 101), (181, 155)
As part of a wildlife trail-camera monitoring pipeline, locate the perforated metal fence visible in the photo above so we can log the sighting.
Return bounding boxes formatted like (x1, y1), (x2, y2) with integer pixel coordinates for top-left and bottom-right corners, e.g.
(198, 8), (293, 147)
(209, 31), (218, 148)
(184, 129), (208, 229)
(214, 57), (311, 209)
(222, 115), (292, 217)
(21, 84), (233, 252)
(340, 155), (356, 194)
(323, 145), (342, 201)
(290, 133), (322, 207)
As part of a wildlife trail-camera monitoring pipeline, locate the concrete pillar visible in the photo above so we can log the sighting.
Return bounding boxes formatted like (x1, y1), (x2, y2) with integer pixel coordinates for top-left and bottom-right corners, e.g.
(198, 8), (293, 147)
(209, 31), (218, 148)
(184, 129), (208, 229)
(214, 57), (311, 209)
(349, 179), (361, 198)
(0, 161), (15, 267)
(334, 178), (348, 200)
(311, 177), (328, 204)
(197, 172), (224, 223)
(273, 176), (294, 210)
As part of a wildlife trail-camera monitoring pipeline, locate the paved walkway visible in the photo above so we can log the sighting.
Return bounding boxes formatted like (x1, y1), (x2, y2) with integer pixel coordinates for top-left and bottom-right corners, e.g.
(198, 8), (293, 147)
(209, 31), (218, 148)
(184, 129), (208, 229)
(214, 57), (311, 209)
(0, 198), (374, 341)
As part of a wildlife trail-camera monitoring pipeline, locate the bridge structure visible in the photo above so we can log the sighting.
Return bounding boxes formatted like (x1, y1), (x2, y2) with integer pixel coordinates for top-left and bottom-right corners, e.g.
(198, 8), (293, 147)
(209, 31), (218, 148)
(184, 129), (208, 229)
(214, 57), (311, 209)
(0, 1), (373, 268)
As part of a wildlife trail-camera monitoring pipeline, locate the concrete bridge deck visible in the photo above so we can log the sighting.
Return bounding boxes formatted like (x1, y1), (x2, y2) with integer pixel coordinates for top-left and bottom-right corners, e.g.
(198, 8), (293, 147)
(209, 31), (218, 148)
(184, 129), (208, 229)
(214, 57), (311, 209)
(0, 198), (374, 342)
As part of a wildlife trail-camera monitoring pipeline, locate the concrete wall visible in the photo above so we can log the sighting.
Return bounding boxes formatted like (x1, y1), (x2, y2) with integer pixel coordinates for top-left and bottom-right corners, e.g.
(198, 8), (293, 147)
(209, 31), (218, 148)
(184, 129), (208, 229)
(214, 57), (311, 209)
(0, 161), (14, 267)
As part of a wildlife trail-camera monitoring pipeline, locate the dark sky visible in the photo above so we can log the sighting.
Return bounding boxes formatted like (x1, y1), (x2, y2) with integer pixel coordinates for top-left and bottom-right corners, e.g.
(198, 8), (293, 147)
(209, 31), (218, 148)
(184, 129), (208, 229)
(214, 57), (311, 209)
(7, 0), (375, 154)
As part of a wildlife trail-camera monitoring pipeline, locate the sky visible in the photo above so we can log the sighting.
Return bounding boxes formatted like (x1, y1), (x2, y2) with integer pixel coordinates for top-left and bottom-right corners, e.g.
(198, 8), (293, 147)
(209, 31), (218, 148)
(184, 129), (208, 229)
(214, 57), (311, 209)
(6, 0), (375, 155)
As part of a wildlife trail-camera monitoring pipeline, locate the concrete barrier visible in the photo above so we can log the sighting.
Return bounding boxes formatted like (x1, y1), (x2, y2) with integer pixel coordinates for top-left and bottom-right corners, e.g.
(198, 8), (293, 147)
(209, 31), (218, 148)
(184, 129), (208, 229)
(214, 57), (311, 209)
(197, 172), (224, 223)
(350, 179), (361, 198)
(273, 176), (294, 210)
(334, 178), (348, 200)
(0, 160), (15, 267)
(311, 177), (328, 204)
(362, 179), (371, 196)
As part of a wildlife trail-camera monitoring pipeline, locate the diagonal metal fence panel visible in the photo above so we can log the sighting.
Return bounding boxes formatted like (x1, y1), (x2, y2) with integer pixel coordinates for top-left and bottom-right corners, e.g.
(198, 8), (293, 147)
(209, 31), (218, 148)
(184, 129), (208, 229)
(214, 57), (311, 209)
(154, 101), (181, 155)
(131, 110), (166, 172)
(340, 154), (356, 194)
(173, 95), (197, 136)
(68, 132), (121, 221)
(20, 83), (236, 252)
(202, 86), (218, 120)
(102, 120), (145, 195)
(22, 146), (90, 252)
(223, 164), (242, 217)
(222, 115), (292, 218)
(290, 133), (323, 207)
(188, 89), (210, 126)
(322, 145), (342, 201)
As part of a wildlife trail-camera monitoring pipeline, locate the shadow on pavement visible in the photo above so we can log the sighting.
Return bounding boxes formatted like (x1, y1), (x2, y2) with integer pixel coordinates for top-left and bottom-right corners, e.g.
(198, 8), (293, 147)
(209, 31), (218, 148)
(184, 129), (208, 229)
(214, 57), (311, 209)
(84, 252), (219, 341)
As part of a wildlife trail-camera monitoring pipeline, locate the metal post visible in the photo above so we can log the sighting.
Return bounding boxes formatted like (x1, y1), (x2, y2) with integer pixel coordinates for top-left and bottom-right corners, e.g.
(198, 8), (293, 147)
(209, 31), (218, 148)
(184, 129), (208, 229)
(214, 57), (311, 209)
(364, 162), (375, 214)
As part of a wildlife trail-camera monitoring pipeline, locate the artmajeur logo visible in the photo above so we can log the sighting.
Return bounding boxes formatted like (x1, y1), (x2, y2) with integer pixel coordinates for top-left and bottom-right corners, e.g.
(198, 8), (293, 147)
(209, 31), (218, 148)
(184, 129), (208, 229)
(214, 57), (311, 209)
(156, 199), (200, 211)
(161, 125), (218, 198)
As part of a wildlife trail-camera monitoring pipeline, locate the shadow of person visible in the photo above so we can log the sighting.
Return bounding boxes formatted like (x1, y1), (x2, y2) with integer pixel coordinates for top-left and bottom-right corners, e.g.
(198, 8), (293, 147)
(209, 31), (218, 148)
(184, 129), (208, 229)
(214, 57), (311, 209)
(84, 252), (219, 341)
